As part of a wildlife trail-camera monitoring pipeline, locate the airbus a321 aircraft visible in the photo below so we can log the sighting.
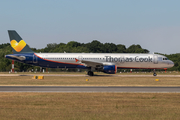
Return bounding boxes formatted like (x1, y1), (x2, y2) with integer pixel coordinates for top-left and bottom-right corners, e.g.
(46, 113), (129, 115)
(5, 30), (174, 76)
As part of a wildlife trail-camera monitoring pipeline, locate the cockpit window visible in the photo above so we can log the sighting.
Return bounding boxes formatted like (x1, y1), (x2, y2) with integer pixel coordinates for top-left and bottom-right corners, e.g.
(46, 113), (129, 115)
(163, 58), (169, 60)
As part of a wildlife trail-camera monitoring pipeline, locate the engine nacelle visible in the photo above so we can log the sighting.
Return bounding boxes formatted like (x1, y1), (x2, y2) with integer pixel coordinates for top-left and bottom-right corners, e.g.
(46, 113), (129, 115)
(103, 65), (117, 74)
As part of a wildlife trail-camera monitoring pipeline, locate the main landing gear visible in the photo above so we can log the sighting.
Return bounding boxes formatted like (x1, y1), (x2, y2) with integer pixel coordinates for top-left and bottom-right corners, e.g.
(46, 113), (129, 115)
(88, 71), (94, 76)
(153, 69), (157, 76)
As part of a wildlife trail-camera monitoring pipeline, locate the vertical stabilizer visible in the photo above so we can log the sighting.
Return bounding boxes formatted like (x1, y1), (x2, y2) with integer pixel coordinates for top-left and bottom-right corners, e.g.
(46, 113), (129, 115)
(8, 30), (34, 54)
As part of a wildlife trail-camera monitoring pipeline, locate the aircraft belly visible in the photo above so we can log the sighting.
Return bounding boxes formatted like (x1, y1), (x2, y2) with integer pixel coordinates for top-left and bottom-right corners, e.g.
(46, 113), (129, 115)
(116, 62), (162, 69)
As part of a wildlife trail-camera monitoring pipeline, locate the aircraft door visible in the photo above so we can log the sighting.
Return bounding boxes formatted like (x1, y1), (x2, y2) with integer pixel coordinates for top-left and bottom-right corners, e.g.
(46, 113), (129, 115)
(153, 55), (158, 64)
(78, 56), (83, 61)
(33, 55), (38, 63)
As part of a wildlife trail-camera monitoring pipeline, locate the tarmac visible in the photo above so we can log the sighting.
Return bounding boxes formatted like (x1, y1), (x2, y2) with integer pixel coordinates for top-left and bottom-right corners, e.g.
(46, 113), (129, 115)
(0, 86), (180, 93)
(0, 73), (180, 93)
(0, 74), (180, 77)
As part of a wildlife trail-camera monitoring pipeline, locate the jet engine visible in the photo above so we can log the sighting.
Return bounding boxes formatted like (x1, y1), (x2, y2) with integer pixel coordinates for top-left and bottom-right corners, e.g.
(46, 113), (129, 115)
(103, 65), (117, 74)
(95, 65), (117, 74)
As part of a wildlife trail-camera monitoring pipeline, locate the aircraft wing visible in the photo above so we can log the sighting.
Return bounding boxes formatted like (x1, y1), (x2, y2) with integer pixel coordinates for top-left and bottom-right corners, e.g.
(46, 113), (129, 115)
(81, 60), (103, 67)
(75, 58), (115, 67)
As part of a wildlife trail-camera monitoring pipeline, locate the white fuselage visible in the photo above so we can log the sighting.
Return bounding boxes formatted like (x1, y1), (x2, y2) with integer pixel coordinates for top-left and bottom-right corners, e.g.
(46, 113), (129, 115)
(35, 53), (174, 69)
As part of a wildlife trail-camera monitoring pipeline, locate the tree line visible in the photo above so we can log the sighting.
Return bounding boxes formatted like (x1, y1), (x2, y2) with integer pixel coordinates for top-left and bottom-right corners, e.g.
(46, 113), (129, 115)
(0, 40), (179, 72)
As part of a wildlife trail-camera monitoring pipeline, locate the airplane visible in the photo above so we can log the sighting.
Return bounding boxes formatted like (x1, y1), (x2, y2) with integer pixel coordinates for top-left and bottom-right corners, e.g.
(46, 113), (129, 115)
(5, 30), (174, 76)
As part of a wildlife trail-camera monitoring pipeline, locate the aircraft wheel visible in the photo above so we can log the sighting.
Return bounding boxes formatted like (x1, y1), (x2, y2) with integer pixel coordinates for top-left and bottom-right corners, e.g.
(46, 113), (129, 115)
(88, 71), (94, 76)
(153, 73), (157, 76)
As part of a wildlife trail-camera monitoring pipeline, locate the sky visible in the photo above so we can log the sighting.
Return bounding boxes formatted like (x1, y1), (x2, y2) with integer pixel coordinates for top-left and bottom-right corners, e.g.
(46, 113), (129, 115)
(1, 0), (180, 54)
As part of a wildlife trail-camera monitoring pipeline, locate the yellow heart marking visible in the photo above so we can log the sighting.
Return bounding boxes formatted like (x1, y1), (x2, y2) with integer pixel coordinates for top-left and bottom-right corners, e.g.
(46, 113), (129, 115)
(11, 40), (26, 52)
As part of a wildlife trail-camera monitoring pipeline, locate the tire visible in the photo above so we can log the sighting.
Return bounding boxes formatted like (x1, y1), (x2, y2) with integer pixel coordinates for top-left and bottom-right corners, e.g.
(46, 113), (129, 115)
(88, 71), (94, 76)
(153, 73), (157, 76)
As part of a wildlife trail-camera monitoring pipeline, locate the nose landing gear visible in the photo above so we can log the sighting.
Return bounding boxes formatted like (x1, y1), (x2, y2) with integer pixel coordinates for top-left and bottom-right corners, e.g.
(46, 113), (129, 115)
(153, 73), (157, 76)
(164, 68), (167, 73)
(153, 69), (157, 76)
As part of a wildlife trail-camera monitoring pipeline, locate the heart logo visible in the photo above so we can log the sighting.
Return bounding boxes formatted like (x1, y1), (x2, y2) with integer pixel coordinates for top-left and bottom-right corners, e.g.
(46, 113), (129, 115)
(11, 40), (26, 52)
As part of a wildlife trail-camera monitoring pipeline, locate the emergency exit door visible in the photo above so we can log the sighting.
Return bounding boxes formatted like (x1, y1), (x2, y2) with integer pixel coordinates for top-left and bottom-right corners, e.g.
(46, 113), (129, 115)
(153, 55), (158, 64)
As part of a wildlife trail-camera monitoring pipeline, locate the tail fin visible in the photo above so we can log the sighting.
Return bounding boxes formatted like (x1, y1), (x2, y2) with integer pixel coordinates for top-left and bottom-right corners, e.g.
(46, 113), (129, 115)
(8, 30), (34, 54)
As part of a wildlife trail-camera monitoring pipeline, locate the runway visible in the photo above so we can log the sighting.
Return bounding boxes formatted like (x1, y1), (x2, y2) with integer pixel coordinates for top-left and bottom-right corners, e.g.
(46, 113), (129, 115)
(1, 86), (180, 93)
(0, 74), (180, 77)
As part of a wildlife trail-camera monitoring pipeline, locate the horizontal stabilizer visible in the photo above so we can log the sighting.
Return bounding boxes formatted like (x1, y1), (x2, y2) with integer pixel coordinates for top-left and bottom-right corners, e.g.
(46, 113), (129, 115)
(5, 55), (26, 60)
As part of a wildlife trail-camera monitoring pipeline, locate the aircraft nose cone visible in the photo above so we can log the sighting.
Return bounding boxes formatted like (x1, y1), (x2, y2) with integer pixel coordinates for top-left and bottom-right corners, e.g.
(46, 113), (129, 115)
(169, 61), (174, 67)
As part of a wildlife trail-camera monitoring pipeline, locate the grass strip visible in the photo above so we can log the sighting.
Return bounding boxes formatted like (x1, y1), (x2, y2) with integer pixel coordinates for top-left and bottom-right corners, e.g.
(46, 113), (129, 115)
(0, 93), (180, 120)
(0, 76), (180, 86)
